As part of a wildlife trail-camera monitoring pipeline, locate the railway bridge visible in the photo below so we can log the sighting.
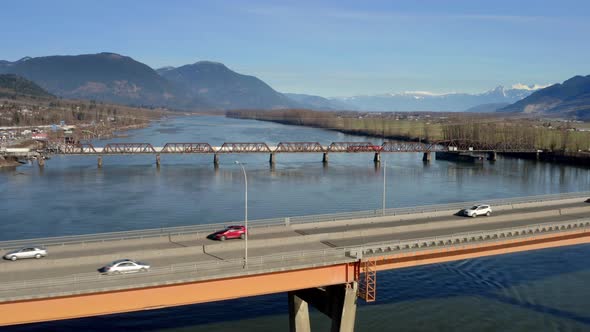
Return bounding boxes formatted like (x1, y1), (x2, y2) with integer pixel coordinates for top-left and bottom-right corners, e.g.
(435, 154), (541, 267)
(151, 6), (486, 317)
(4, 139), (540, 168)
(0, 192), (589, 330)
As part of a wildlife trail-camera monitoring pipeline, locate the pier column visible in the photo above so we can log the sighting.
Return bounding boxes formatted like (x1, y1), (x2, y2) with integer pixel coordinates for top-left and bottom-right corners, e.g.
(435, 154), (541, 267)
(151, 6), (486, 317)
(488, 151), (497, 161)
(97, 156), (103, 168)
(156, 154), (161, 167)
(213, 154), (219, 166)
(288, 282), (358, 332)
(373, 152), (381, 163)
(422, 152), (431, 162)
(322, 152), (329, 164)
(269, 153), (276, 165)
(37, 157), (45, 168)
(289, 292), (311, 332)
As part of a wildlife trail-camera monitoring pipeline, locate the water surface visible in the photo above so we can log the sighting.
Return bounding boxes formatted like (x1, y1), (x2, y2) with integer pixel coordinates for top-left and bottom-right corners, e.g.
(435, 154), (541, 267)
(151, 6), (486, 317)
(1, 115), (589, 331)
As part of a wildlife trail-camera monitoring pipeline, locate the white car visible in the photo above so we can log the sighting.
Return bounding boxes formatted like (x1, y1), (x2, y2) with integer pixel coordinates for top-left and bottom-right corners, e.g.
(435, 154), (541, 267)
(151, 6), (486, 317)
(461, 204), (492, 218)
(3, 247), (47, 261)
(98, 259), (150, 275)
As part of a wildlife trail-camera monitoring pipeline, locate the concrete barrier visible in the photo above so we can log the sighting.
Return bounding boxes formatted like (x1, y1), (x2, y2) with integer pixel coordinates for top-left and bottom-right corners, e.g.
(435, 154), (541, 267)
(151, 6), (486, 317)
(511, 197), (587, 210)
(559, 206), (590, 215)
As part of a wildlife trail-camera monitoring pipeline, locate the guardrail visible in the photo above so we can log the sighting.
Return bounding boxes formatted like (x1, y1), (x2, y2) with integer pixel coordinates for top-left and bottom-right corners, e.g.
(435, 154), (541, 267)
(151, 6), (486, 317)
(0, 217), (588, 297)
(0, 191), (588, 250)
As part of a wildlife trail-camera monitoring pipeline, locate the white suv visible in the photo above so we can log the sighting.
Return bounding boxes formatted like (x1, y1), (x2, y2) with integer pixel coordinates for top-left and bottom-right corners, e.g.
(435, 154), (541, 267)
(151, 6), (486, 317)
(461, 205), (492, 218)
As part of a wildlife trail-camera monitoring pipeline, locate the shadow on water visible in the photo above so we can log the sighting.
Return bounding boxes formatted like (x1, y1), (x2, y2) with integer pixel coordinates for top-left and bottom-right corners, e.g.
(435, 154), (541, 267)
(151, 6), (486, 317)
(9, 243), (590, 332)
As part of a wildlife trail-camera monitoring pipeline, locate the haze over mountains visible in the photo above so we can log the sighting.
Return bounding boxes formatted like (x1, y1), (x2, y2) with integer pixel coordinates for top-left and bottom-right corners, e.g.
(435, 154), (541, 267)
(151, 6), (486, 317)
(0, 52), (588, 119)
(330, 85), (545, 112)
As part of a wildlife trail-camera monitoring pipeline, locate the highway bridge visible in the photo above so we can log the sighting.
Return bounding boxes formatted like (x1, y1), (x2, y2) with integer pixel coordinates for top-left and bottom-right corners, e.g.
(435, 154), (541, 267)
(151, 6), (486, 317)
(1, 192), (589, 330)
(3, 139), (540, 167)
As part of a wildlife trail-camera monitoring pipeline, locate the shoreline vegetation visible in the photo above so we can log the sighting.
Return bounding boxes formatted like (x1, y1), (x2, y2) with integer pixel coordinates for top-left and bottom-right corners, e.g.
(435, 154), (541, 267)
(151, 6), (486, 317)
(226, 109), (590, 153)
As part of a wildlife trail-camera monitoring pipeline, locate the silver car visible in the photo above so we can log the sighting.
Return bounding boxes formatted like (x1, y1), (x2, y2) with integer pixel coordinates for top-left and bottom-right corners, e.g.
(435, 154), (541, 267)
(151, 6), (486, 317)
(4, 247), (47, 261)
(98, 259), (150, 275)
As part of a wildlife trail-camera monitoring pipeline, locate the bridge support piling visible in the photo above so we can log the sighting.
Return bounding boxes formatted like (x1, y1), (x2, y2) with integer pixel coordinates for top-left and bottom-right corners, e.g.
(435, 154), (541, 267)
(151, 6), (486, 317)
(269, 153), (276, 165)
(97, 156), (103, 168)
(488, 151), (497, 161)
(289, 292), (311, 332)
(156, 154), (161, 168)
(213, 154), (219, 166)
(288, 282), (358, 332)
(322, 152), (329, 164)
(422, 152), (431, 162)
(373, 152), (381, 163)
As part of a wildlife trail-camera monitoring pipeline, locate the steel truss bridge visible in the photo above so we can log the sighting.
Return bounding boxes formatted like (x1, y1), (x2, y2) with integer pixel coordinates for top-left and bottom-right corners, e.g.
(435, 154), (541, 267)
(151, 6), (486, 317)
(47, 139), (538, 155)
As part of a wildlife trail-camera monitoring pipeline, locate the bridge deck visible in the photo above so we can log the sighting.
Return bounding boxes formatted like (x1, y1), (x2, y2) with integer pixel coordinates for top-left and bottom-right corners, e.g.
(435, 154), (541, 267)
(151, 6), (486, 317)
(0, 195), (588, 303)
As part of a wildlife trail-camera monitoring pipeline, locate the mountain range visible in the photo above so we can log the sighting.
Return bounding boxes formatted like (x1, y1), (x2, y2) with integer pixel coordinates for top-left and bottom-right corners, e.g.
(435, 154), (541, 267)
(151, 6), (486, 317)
(0, 74), (55, 99)
(328, 85), (545, 112)
(0, 52), (588, 119)
(0, 53), (196, 108)
(158, 61), (298, 110)
(500, 75), (590, 120)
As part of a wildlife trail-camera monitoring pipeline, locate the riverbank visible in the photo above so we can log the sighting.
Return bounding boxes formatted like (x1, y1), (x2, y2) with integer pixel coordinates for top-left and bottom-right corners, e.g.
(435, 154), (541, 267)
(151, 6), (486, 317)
(227, 109), (590, 166)
(0, 155), (21, 167)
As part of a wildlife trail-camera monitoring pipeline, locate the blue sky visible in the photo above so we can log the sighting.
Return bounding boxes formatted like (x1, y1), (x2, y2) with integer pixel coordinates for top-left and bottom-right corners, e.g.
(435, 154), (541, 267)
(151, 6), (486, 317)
(1, 0), (588, 96)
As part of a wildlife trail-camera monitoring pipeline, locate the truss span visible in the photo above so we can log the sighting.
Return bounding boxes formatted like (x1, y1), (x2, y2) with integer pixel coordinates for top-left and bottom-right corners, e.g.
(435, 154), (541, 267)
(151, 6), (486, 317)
(328, 142), (382, 153)
(275, 142), (325, 153)
(160, 143), (214, 153)
(381, 141), (441, 152)
(103, 143), (156, 154)
(59, 143), (97, 154)
(217, 143), (272, 153)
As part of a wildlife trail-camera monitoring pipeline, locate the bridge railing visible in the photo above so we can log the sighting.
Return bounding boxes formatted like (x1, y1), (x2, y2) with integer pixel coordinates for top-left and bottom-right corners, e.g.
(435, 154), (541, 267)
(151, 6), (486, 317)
(0, 217), (589, 298)
(0, 191), (588, 251)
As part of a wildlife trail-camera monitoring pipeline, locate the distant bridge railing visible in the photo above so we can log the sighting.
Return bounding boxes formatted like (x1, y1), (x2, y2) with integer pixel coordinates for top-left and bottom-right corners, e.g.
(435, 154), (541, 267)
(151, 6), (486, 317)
(0, 191), (587, 251)
(0, 216), (588, 300)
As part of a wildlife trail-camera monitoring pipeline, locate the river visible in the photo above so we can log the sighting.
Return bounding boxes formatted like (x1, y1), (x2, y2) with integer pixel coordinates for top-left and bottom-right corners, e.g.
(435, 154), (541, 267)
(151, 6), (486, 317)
(1, 115), (589, 331)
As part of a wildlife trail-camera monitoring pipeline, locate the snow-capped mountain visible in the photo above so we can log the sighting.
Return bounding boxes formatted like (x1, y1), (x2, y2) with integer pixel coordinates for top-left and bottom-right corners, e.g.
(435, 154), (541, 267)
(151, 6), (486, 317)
(329, 84), (548, 112)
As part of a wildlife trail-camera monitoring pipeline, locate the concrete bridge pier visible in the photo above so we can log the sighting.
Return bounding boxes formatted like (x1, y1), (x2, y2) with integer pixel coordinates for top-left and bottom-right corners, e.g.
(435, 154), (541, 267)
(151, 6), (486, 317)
(269, 153), (276, 165)
(97, 156), (103, 168)
(213, 154), (220, 167)
(422, 152), (431, 162)
(322, 152), (329, 164)
(373, 152), (381, 163)
(488, 151), (497, 161)
(156, 154), (161, 168)
(289, 282), (358, 332)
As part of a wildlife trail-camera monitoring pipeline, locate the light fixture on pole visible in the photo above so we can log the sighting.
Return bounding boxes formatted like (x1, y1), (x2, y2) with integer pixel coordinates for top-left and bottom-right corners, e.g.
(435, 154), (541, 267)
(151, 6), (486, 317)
(235, 161), (248, 268)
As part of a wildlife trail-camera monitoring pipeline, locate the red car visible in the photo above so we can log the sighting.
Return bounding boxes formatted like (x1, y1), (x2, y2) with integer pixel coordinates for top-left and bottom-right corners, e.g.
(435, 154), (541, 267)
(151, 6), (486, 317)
(212, 225), (247, 241)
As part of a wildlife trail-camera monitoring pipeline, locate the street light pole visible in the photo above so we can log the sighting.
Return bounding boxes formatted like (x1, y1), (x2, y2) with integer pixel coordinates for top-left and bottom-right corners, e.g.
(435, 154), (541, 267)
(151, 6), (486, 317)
(382, 159), (386, 216)
(235, 161), (248, 268)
